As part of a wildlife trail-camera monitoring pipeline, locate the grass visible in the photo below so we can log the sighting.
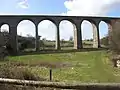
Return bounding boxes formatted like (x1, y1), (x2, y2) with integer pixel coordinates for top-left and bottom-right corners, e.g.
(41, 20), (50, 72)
(4, 50), (120, 83)
(40, 40), (94, 50)
(23, 40), (98, 51)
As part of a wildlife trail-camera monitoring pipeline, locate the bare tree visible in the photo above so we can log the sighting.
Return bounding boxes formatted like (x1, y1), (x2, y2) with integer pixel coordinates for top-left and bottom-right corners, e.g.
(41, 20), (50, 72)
(109, 20), (120, 54)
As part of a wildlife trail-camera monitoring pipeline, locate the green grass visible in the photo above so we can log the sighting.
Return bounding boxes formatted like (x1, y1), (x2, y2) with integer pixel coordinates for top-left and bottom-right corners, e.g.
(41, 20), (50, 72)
(6, 51), (120, 83)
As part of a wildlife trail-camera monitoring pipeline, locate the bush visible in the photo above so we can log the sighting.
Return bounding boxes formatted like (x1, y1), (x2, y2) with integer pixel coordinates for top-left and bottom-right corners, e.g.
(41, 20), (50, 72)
(0, 62), (43, 81)
(0, 62), (53, 90)
(100, 35), (109, 47)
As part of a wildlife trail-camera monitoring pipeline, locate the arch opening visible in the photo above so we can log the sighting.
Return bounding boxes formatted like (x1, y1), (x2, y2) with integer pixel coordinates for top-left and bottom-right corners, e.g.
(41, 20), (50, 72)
(81, 20), (93, 48)
(0, 24), (9, 33)
(59, 20), (75, 50)
(17, 20), (36, 52)
(0, 24), (10, 47)
(99, 21), (109, 48)
(38, 20), (57, 50)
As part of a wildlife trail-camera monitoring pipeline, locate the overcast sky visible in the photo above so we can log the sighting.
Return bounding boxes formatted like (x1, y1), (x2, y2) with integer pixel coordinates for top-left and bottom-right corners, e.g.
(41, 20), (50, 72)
(0, 0), (120, 40)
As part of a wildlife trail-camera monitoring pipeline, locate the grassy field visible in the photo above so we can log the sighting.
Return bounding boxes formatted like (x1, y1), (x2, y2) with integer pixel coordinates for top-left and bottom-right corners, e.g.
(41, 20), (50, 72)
(40, 40), (94, 49)
(23, 40), (101, 51)
(5, 50), (120, 83)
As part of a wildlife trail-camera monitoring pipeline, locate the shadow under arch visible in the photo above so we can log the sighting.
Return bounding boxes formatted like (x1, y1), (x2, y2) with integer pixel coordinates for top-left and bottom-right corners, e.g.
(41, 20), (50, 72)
(59, 20), (77, 50)
(17, 20), (36, 52)
(18, 48), (107, 56)
(38, 20), (57, 50)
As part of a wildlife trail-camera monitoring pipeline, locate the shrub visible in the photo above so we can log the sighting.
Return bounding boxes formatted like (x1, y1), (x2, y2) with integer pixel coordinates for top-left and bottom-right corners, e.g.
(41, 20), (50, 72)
(0, 62), (40, 80)
(0, 62), (53, 90)
(100, 35), (109, 47)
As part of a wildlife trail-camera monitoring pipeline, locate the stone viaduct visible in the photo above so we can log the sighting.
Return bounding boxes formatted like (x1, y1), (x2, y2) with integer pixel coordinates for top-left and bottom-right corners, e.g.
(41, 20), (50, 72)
(0, 15), (119, 55)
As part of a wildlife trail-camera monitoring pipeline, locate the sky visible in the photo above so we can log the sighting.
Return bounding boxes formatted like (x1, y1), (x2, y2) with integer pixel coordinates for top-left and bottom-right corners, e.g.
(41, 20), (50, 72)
(1, 0), (120, 40)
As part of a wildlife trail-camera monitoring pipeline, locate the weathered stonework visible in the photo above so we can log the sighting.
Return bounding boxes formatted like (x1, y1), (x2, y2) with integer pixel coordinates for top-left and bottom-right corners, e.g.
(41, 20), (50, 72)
(0, 15), (119, 55)
(92, 23), (100, 48)
(55, 24), (60, 50)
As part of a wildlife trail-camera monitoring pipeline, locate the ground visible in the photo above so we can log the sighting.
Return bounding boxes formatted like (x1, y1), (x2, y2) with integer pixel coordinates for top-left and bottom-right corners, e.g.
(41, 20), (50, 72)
(4, 50), (120, 83)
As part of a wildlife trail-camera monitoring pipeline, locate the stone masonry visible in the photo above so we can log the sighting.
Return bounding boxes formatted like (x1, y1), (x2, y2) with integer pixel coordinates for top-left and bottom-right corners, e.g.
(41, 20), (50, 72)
(0, 15), (119, 55)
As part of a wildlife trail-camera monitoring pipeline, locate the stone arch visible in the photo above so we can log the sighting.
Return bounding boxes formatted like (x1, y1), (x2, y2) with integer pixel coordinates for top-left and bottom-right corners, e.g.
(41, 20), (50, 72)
(99, 20), (109, 48)
(81, 19), (97, 25)
(81, 19), (100, 48)
(17, 18), (35, 26)
(39, 18), (57, 25)
(102, 20), (112, 35)
(81, 20), (93, 48)
(0, 23), (9, 33)
(59, 20), (76, 49)
(38, 19), (57, 50)
(0, 24), (10, 47)
(60, 19), (76, 25)
(17, 20), (36, 52)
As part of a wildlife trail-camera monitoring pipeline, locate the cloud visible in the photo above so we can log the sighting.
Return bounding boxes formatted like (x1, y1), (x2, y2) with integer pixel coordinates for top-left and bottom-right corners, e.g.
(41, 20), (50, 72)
(17, 0), (29, 9)
(60, 0), (120, 40)
(2, 0), (120, 40)
(63, 0), (120, 16)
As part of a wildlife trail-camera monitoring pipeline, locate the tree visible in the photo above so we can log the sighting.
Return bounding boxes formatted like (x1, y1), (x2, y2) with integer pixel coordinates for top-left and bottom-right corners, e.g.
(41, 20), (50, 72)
(42, 38), (46, 41)
(60, 39), (65, 47)
(109, 20), (120, 54)
(100, 35), (109, 46)
(2, 29), (8, 32)
(26, 34), (33, 37)
(61, 39), (65, 43)
(69, 36), (73, 41)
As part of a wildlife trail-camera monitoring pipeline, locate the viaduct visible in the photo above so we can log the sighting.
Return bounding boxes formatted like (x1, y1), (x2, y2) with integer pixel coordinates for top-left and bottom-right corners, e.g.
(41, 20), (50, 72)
(0, 15), (119, 55)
